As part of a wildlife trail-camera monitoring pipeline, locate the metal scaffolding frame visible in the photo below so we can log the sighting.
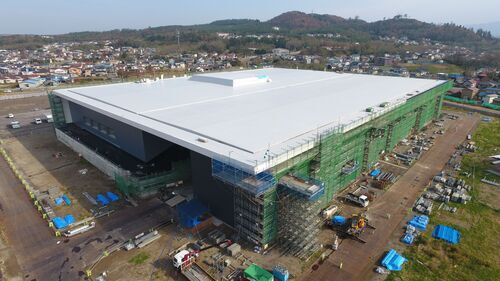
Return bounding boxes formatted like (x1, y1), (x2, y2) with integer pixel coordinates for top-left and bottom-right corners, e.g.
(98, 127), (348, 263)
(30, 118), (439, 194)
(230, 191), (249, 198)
(210, 81), (452, 254)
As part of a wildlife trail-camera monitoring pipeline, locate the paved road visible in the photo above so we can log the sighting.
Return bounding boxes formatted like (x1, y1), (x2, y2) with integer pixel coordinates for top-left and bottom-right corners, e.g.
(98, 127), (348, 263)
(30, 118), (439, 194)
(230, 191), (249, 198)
(443, 101), (500, 118)
(0, 154), (173, 280)
(301, 113), (480, 281)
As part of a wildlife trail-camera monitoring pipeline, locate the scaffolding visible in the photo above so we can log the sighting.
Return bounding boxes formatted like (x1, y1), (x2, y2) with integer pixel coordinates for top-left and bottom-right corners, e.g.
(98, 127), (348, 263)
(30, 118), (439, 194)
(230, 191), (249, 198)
(212, 159), (276, 196)
(211, 81), (452, 252)
(48, 92), (66, 128)
(277, 175), (324, 258)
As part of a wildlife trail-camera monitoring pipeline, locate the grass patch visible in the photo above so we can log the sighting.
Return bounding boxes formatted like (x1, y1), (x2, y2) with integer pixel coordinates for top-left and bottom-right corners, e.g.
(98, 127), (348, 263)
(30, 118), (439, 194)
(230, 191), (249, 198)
(401, 63), (464, 74)
(388, 119), (500, 281)
(128, 252), (150, 265)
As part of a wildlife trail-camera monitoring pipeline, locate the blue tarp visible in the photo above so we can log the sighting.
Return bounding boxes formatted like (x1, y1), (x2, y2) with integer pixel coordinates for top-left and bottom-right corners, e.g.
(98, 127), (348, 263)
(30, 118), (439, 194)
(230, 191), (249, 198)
(54, 197), (64, 206)
(401, 233), (415, 245)
(62, 194), (71, 205)
(64, 214), (75, 225)
(52, 217), (68, 229)
(96, 194), (109, 206)
(332, 216), (347, 225)
(381, 249), (407, 271)
(106, 191), (119, 202)
(370, 169), (381, 177)
(432, 225), (461, 244)
(177, 199), (208, 228)
(408, 215), (429, 231)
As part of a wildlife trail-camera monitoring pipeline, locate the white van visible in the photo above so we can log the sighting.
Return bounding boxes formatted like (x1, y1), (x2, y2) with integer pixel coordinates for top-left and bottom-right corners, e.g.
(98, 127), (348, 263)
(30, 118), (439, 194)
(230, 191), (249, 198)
(34, 118), (42, 125)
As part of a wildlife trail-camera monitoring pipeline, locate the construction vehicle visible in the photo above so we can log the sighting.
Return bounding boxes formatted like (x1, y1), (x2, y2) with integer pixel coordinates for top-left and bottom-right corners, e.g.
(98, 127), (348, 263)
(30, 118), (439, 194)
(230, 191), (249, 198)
(344, 187), (370, 207)
(328, 213), (375, 243)
(63, 221), (96, 237)
(173, 239), (232, 271)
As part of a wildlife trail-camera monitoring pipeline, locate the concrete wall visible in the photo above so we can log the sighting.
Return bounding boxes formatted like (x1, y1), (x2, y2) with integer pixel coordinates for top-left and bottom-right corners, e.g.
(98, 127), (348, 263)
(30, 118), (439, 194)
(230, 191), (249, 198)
(190, 151), (235, 226)
(55, 128), (128, 178)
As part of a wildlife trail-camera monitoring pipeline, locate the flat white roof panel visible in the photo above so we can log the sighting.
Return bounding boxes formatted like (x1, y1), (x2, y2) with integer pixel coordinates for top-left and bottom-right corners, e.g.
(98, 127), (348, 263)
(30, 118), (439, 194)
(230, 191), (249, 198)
(55, 68), (445, 174)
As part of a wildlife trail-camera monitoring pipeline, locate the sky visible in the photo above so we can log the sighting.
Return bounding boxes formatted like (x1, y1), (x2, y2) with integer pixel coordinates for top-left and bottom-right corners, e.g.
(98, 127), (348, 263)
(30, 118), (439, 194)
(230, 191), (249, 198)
(1, 0), (499, 35)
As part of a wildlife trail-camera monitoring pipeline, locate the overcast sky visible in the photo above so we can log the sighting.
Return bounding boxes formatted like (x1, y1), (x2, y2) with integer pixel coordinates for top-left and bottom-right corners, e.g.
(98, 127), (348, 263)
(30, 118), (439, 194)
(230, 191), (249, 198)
(1, 0), (499, 34)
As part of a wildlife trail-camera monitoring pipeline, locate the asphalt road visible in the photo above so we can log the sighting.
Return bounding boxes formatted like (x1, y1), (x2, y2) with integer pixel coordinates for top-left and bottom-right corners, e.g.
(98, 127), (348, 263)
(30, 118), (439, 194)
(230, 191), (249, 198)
(301, 113), (480, 281)
(0, 154), (174, 280)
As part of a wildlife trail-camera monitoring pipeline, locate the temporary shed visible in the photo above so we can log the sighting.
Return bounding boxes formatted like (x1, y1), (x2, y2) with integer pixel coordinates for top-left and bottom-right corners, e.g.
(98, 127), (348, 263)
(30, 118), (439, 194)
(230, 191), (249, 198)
(243, 264), (273, 281)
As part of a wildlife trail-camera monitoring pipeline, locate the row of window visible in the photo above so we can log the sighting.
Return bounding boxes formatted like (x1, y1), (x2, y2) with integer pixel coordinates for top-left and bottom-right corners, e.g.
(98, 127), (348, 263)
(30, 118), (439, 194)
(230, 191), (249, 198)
(82, 116), (116, 139)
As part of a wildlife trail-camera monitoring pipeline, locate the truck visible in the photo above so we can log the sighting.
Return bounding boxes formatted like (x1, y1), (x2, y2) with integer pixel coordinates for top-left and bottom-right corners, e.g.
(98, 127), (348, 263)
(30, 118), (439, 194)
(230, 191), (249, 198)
(45, 113), (53, 123)
(63, 221), (96, 237)
(173, 239), (232, 271)
(344, 187), (370, 207)
(322, 205), (339, 219)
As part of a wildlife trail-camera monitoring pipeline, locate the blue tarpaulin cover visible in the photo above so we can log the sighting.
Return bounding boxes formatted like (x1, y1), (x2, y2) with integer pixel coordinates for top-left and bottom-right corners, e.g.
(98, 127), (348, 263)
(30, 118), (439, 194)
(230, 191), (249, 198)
(96, 194), (109, 206)
(54, 197), (64, 206)
(332, 215), (347, 225)
(370, 169), (381, 177)
(106, 191), (119, 202)
(408, 215), (429, 231)
(177, 199), (208, 228)
(381, 249), (407, 271)
(62, 194), (71, 205)
(432, 225), (461, 244)
(64, 214), (75, 225)
(401, 233), (415, 245)
(52, 217), (68, 229)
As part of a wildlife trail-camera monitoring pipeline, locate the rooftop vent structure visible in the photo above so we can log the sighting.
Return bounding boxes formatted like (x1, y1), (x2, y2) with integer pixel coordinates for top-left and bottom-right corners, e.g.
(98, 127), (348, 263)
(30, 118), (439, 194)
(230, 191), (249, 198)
(190, 73), (271, 88)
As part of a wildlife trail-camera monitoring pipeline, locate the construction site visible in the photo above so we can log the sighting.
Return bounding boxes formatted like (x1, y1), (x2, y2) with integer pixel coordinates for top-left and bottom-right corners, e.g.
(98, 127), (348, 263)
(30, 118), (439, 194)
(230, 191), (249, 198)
(22, 67), (454, 280)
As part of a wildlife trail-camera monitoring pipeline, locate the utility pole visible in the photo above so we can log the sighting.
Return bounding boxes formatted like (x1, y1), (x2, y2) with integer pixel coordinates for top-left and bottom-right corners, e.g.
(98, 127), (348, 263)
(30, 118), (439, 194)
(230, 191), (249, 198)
(176, 29), (180, 52)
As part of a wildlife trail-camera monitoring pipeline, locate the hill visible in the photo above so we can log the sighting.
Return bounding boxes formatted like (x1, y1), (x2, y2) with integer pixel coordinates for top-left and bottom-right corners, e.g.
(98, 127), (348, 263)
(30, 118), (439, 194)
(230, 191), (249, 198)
(0, 11), (497, 50)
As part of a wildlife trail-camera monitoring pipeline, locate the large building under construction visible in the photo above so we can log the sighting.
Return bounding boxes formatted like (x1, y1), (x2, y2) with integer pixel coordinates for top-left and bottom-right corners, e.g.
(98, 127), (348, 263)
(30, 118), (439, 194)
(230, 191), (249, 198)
(49, 68), (451, 257)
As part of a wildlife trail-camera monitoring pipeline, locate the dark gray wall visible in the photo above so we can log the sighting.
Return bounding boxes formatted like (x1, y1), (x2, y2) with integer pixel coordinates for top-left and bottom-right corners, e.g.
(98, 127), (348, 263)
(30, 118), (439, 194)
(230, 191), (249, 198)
(67, 101), (170, 162)
(190, 151), (234, 226)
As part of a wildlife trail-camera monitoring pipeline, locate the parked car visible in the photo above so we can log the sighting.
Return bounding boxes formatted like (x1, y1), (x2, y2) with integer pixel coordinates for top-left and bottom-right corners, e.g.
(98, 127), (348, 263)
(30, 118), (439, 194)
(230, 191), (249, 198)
(7, 113), (14, 118)
(34, 118), (42, 125)
(10, 121), (21, 129)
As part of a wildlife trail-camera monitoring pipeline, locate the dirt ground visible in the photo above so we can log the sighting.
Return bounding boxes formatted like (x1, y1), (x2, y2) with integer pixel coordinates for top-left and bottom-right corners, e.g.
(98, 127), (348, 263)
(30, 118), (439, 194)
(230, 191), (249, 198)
(301, 111), (480, 281)
(93, 220), (304, 281)
(2, 130), (117, 219)
(477, 182), (500, 210)
(0, 95), (49, 115)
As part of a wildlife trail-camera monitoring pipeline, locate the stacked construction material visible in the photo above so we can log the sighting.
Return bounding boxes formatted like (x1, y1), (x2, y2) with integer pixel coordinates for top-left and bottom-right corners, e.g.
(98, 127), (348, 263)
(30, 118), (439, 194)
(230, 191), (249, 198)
(381, 249), (407, 271)
(106, 191), (119, 202)
(408, 215), (429, 231)
(96, 194), (110, 206)
(52, 214), (76, 229)
(401, 215), (429, 245)
(432, 225), (461, 244)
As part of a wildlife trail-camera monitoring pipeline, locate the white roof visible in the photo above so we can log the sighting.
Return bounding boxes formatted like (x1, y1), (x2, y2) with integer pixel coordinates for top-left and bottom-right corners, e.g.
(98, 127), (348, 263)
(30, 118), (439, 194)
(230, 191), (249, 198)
(54, 68), (445, 174)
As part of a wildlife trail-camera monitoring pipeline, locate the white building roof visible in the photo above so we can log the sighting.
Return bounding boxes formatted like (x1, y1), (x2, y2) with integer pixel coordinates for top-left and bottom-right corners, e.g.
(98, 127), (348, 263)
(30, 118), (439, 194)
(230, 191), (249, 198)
(54, 68), (445, 174)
